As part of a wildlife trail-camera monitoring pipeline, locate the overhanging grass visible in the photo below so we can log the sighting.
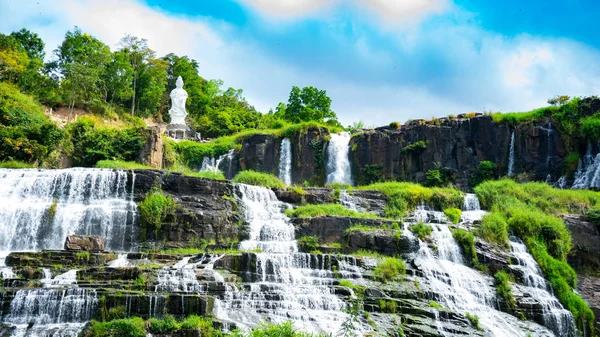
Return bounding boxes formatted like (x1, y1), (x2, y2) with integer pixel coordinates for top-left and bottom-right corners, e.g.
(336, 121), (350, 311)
(285, 204), (378, 219)
(474, 179), (598, 333)
(0, 160), (34, 168)
(357, 182), (463, 218)
(232, 170), (285, 188)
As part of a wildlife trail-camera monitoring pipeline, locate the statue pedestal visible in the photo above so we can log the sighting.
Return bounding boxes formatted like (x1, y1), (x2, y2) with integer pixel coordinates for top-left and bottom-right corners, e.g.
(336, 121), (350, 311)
(165, 124), (197, 141)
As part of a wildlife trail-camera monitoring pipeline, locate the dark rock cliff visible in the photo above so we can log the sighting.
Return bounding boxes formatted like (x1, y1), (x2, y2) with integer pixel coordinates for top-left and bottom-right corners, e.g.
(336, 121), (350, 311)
(349, 115), (566, 190)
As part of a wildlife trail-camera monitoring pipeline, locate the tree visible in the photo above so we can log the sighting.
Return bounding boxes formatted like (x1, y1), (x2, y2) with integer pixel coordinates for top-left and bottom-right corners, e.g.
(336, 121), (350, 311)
(119, 35), (154, 116)
(10, 28), (45, 60)
(135, 58), (167, 117)
(161, 53), (207, 120)
(0, 34), (29, 83)
(282, 86), (337, 123)
(102, 50), (134, 112)
(548, 95), (571, 106)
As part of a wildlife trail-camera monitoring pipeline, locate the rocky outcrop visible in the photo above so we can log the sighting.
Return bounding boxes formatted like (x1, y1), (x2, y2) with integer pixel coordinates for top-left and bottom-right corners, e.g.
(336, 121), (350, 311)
(349, 116), (567, 190)
(139, 126), (163, 168)
(64, 234), (105, 252)
(237, 134), (278, 174)
(563, 214), (600, 272)
(293, 216), (399, 245)
(131, 170), (242, 248)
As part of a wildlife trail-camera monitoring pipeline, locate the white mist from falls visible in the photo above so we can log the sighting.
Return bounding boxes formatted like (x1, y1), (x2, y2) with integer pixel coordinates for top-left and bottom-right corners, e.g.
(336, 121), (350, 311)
(508, 131), (516, 176)
(0, 168), (137, 252)
(326, 132), (353, 185)
(407, 194), (568, 336)
(215, 183), (364, 334)
(278, 138), (292, 185)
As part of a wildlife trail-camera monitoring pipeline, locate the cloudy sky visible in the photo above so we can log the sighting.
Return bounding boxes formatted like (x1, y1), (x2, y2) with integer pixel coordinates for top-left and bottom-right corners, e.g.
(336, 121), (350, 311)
(1, 0), (599, 126)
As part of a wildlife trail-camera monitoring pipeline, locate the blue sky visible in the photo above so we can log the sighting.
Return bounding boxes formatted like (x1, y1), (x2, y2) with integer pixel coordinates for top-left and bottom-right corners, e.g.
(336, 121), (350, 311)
(1, 0), (599, 126)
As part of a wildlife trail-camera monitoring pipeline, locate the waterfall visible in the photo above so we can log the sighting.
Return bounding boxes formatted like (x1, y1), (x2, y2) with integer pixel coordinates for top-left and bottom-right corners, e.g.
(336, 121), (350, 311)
(510, 239), (576, 336)
(215, 184), (365, 334)
(460, 193), (486, 224)
(201, 149), (235, 177)
(326, 132), (353, 185)
(0, 168), (137, 251)
(278, 138), (292, 185)
(572, 141), (600, 189)
(508, 131), (515, 176)
(407, 209), (557, 336)
(339, 190), (365, 213)
(107, 253), (131, 268)
(155, 256), (205, 293)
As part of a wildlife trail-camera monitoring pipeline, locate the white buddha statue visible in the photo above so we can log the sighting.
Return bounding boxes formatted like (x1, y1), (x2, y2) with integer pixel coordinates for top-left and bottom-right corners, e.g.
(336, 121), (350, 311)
(169, 76), (188, 125)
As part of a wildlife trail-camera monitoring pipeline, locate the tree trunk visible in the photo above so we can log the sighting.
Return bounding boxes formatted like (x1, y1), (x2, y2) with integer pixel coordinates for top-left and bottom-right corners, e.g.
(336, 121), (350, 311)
(67, 98), (75, 123)
(131, 71), (137, 117)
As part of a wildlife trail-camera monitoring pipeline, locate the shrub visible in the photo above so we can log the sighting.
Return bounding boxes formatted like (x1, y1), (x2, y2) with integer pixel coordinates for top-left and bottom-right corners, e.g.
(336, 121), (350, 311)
(95, 160), (151, 170)
(138, 188), (176, 236)
(0, 160), (34, 168)
(401, 140), (427, 153)
(494, 271), (516, 311)
(75, 251), (90, 261)
(148, 315), (178, 333)
(389, 121), (401, 130)
(411, 222), (432, 240)
(470, 160), (497, 187)
(379, 300), (398, 313)
(452, 229), (480, 268)
(297, 236), (319, 252)
(443, 208), (462, 224)
(465, 312), (481, 331)
(285, 204), (377, 219)
(248, 321), (312, 337)
(89, 317), (146, 337)
(232, 170), (286, 188)
(373, 257), (406, 283)
(586, 207), (600, 225)
(477, 212), (509, 248)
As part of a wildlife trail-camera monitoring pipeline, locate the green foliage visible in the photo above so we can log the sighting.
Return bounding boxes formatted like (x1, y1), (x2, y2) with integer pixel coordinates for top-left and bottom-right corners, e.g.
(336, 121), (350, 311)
(0, 160), (33, 168)
(564, 152), (580, 175)
(247, 321), (314, 337)
(68, 116), (144, 167)
(89, 317), (146, 337)
(345, 222), (401, 236)
(470, 160), (497, 187)
(148, 315), (178, 333)
(0, 82), (64, 163)
(474, 179), (598, 332)
(465, 313), (481, 331)
(297, 236), (319, 252)
(75, 251), (90, 261)
(373, 257), (406, 283)
(443, 208), (462, 224)
(401, 140), (427, 153)
(275, 86), (337, 125)
(285, 204), (377, 219)
(429, 301), (444, 310)
(452, 229), (480, 268)
(494, 271), (517, 311)
(586, 207), (600, 225)
(476, 212), (509, 248)
(133, 275), (147, 290)
(389, 121), (401, 130)
(363, 164), (384, 185)
(379, 300), (398, 313)
(411, 222), (432, 240)
(138, 188), (176, 235)
(95, 160), (151, 169)
(358, 182), (463, 219)
(232, 170), (286, 188)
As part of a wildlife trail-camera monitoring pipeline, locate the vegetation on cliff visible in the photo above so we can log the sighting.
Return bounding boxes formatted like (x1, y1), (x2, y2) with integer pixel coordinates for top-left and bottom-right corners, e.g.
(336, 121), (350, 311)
(285, 204), (377, 219)
(138, 188), (176, 237)
(232, 170), (285, 188)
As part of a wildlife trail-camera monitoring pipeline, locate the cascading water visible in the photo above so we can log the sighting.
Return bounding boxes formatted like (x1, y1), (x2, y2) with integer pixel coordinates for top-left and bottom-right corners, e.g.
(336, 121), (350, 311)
(460, 193), (486, 224)
(215, 183), (365, 334)
(201, 149), (235, 177)
(572, 141), (600, 189)
(508, 131), (515, 176)
(407, 208), (557, 336)
(278, 138), (292, 185)
(0, 168), (137, 251)
(509, 239), (576, 336)
(339, 190), (365, 213)
(326, 132), (353, 185)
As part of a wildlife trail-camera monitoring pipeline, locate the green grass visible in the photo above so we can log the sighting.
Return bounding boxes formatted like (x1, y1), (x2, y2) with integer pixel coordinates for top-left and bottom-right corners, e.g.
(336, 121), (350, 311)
(410, 222), (432, 240)
(429, 301), (444, 310)
(495, 271), (517, 312)
(452, 229), (481, 269)
(443, 207), (462, 224)
(352, 249), (385, 258)
(232, 170), (286, 188)
(465, 312), (481, 331)
(344, 222), (401, 236)
(474, 179), (597, 333)
(95, 160), (151, 170)
(0, 160), (34, 168)
(75, 251), (90, 261)
(373, 257), (406, 283)
(357, 182), (462, 218)
(181, 170), (226, 180)
(489, 106), (556, 126)
(297, 236), (319, 252)
(138, 188), (176, 236)
(476, 212), (509, 248)
(285, 204), (377, 219)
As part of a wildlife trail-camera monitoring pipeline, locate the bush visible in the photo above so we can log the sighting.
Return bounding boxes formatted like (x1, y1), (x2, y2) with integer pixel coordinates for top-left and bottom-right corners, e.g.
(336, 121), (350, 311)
(494, 271), (517, 311)
(297, 236), (319, 252)
(148, 315), (178, 333)
(138, 188), (176, 235)
(443, 208), (462, 224)
(411, 222), (432, 240)
(248, 321), (313, 337)
(477, 212), (509, 248)
(0, 160), (34, 168)
(89, 317), (146, 337)
(389, 121), (401, 130)
(232, 170), (286, 188)
(470, 160), (497, 187)
(452, 229), (480, 268)
(285, 204), (377, 219)
(373, 257), (406, 283)
(465, 313), (481, 331)
(586, 207), (600, 225)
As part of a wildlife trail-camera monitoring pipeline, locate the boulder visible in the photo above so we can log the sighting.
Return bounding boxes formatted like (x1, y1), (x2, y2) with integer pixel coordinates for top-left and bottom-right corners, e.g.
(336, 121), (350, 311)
(64, 234), (105, 252)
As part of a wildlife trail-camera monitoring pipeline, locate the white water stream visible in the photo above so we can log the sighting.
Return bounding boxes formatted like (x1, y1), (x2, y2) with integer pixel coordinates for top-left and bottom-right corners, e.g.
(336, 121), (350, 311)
(326, 132), (353, 185)
(278, 138), (292, 185)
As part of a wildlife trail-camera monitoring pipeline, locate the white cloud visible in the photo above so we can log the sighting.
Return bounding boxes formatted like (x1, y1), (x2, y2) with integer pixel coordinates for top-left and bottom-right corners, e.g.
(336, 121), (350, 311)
(237, 0), (338, 19)
(356, 0), (448, 22)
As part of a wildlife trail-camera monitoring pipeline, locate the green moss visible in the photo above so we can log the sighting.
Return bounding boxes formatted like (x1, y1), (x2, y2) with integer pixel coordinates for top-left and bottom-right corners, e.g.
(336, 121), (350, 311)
(373, 257), (406, 283)
(95, 160), (151, 169)
(75, 251), (90, 262)
(429, 301), (444, 310)
(443, 207), (462, 224)
(232, 170), (286, 188)
(411, 222), (432, 240)
(285, 204), (377, 219)
(465, 312), (481, 331)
